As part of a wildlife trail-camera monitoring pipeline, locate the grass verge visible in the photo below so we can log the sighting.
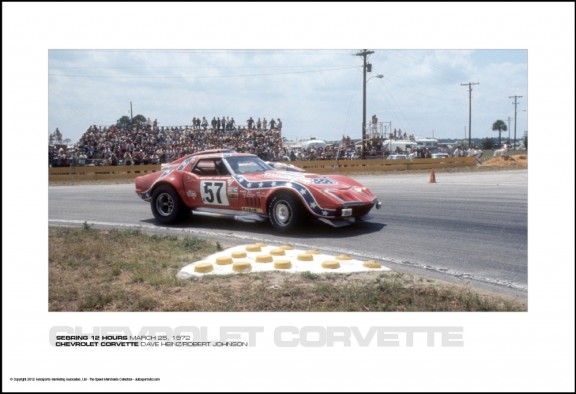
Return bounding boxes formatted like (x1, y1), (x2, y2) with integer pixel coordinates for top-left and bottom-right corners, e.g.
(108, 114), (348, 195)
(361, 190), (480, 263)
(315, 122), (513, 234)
(49, 227), (526, 311)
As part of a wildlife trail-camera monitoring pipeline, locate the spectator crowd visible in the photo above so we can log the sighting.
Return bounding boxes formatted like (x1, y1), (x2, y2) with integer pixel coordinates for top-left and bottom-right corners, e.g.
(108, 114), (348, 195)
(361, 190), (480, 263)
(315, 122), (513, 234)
(49, 116), (481, 168)
(50, 116), (287, 167)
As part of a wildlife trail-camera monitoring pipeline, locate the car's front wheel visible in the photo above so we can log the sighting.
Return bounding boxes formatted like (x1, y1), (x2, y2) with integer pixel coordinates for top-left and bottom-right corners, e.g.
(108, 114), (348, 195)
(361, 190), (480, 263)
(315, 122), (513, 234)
(151, 185), (184, 224)
(268, 192), (304, 232)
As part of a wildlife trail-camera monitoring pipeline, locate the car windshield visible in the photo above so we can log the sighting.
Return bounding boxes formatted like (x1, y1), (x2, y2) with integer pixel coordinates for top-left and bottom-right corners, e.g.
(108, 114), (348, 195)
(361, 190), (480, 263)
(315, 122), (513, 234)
(224, 156), (274, 175)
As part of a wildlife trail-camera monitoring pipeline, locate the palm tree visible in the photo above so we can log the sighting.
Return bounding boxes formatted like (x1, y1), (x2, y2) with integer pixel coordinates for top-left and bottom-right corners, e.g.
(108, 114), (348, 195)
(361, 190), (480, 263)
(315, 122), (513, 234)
(492, 120), (507, 147)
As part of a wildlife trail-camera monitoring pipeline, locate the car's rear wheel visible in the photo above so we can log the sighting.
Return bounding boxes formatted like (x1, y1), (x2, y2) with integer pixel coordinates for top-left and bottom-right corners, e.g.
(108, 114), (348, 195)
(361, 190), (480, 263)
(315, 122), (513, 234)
(151, 185), (184, 224)
(268, 192), (304, 232)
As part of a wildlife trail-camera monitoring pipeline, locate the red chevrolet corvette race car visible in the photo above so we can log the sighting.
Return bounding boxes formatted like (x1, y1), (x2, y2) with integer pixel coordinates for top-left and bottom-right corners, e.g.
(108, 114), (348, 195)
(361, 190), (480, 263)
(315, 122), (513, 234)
(135, 149), (381, 232)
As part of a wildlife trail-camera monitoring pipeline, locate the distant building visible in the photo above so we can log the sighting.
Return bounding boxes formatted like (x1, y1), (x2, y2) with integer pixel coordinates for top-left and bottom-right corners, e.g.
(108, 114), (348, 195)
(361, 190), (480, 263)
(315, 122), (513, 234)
(415, 138), (438, 151)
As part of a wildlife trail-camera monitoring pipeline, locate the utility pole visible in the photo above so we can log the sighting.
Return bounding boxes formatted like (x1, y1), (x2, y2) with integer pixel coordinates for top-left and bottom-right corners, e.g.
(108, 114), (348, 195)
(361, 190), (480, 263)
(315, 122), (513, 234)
(461, 82), (479, 147)
(509, 95), (522, 150)
(356, 49), (374, 159)
(130, 101), (133, 123)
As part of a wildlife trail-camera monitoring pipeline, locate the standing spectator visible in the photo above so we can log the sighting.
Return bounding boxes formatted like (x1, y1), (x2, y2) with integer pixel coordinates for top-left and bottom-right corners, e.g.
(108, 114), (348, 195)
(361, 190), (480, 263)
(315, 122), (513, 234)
(262, 117), (268, 130)
(269, 118), (276, 130)
(79, 151), (87, 166)
(277, 118), (282, 131)
(256, 118), (262, 131)
(475, 147), (483, 160)
(123, 151), (133, 165)
(202, 117), (208, 131)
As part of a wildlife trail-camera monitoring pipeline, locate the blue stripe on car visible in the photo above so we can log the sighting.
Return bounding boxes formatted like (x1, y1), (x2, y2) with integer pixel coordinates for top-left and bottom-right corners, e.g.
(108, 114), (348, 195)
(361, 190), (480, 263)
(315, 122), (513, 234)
(234, 175), (337, 218)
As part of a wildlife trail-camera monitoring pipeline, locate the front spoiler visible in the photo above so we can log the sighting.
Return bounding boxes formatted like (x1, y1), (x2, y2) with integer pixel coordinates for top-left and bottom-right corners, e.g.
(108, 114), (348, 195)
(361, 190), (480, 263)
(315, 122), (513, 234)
(319, 199), (381, 227)
(136, 191), (152, 202)
(317, 217), (357, 228)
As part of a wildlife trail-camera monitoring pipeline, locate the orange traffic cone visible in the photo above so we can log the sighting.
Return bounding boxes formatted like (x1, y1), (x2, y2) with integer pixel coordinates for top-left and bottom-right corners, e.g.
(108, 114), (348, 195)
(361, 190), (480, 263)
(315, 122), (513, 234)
(429, 168), (436, 183)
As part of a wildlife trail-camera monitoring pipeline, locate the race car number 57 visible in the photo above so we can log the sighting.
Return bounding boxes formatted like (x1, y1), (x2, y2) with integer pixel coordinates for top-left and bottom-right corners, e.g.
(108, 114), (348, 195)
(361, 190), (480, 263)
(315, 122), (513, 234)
(201, 181), (229, 206)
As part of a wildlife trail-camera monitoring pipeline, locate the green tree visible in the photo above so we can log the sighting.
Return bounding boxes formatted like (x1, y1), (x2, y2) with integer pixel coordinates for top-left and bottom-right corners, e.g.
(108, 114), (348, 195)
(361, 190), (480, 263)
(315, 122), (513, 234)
(132, 114), (147, 126)
(49, 128), (63, 144)
(116, 114), (147, 129)
(116, 116), (132, 129)
(481, 137), (495, 150)
(492, 120), (507, 147)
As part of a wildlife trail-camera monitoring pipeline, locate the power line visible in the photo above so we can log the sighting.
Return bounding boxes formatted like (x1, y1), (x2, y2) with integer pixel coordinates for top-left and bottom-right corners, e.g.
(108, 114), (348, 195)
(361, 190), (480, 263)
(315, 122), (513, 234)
(461, 82), (479, 146)
(356, 49), (374, 160)
(48, 66), (357, 79)
(509, 95), (523, 149)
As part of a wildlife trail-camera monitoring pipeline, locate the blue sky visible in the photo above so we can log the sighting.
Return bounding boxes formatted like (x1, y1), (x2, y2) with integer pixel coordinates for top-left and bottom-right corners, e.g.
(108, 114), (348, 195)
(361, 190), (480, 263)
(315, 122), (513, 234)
(48, 48), (528, 143)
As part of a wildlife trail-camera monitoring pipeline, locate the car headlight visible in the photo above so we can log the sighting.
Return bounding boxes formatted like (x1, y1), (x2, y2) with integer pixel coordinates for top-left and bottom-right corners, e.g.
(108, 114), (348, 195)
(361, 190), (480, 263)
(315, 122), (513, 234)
(352, 186), (368, 194)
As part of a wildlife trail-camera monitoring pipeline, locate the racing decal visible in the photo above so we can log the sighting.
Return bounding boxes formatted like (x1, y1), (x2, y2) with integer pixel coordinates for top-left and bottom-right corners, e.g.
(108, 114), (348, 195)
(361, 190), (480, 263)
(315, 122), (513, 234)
(242, 207), (263, 213)
(177, 156), (196, 171)
(186, 190), (197, 199)
(233, 175), (337, 218)
(200, 180), (229, 206)
(138, 156), (197, 198)
(228, 186), (239, 199)
(310, 177), (337, 185)
(263, 172), (336, 185)
(264, 171), (336, 185)
(156, 156), (196, 182)
(264, 171), (308, 180)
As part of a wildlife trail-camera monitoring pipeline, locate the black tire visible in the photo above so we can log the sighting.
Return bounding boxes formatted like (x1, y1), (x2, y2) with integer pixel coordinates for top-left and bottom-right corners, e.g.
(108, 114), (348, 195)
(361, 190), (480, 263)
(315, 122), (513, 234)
(151, 185), (184, 224)
(268, 192), (304, 232)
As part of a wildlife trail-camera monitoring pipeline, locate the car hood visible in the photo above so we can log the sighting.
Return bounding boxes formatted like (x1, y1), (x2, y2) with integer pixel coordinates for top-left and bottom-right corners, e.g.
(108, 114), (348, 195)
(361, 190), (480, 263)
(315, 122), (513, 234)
(234, 171), (378, 208)
(236, 171), (355, 190)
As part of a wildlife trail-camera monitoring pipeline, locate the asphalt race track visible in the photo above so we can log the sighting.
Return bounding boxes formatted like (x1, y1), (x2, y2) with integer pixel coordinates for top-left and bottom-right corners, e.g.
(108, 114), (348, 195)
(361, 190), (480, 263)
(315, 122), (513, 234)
(49, 169), (528, 298)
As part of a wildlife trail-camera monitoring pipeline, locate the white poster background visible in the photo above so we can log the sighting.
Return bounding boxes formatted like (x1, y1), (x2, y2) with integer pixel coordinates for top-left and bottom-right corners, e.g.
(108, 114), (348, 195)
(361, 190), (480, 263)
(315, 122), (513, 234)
(3, 2), (575, 392)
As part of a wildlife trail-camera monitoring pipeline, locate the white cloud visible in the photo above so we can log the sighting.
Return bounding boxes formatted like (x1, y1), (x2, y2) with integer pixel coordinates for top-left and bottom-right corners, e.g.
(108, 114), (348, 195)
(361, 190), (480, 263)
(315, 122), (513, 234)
(47, 48), (528, 143)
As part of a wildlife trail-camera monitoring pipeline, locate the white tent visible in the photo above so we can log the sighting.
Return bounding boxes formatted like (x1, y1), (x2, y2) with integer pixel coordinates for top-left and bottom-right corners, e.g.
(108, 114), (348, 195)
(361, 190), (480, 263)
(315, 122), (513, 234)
(301, 139), (327, 149)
